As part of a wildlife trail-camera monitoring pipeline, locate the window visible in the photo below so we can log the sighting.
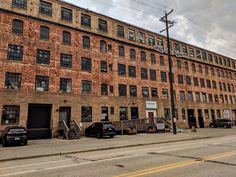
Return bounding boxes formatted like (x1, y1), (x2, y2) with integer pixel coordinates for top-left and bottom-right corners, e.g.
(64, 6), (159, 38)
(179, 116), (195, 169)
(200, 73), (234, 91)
(212, 81), (217, 89)
(202, 51), (207, 60)
(98, 19), (107, 32)
(39, 0), (52, 16)
(174, 43), (180, 53)
(82, 36), (90, 49)
(194, 77), (199, 86)
(128, 29), (135, 41)
(81, 13), (91, 27)
(177, 60), (181, 69)
(101, 83), (108, 95)
(196, 50), (201, 59)
(208, 54), (213, 62)
(216, 110), (221, 118)
(179, 91), (185, 101)
(219, 57), (223, 65)
(120, 107), (128, 120)
(61, 7), (72, 21)
(157, 38), (163, 47)
(189, 48), (195, 57)
(81, 58), (92, 72)
(178, 75), (183, 84)
(150, 54), (156, 64)
(160, 56), (165, 65)
(118, 64), (126, 76)
(209, 94), (213, 102)
(205, 67), (209, 75)
(141, 68), (148, 80)
(161, 71), (167, 82)
(139, 32), (146, 44)
(129, 85), (137, 97)
(117, 25), (124, 38)
(142, 87), (149, 97)
(82, 80), (92, 94)
(225, 95), (228, 104)
(119, 84), (127, 96)
(185, 62), (189, 70)
(12, 19), (23, 34)
(219, 82), (222, 91)
(130, 49), (136, 60)
(205, 110), (209, 119)
(128, 66), (136, 77)
(81, 106), (92, 122)
(196, 92), (200, 102)
(162, 88), (169, 99)
(200, 78), (205, 87)
(198, 65), (202, 73)
(1, 105), (20, 125)
(100, 40), (107, 52)
(214, 56), (218, 64)
(202, 93), (207, 102)
(211, 68), (215, 76)
(207, 79), (211, 88)
(62, 31), (71, 45)
(60, 53), (72, 68)
(192, 63), (196, 72)
(119, 46), (125, 57)
(35, 75), (49, 91)
(150, 70), (156, 81)
(220, 94), (224, 103)
(164, 108), (171, 120)
(188, 91), (193, 101)
(182, 46), (188, 55)
(8, 44), (23, 61)
(186, 76), (191, 85)
(40, 26), (49, 40)
(5, 72), (21, 89)
(100, 61), (107, 73)
(149, 36), (155, 46)
(60, 78), (72, 93)
(37, 49), (50, 65)
(131, 107), (139, 120)
(141, 51), (146, 61)
(110, 85), (114, 94)
(214, 94), (219, 103)
(151, 88), (158, 98)
(12, 0), (27, 9)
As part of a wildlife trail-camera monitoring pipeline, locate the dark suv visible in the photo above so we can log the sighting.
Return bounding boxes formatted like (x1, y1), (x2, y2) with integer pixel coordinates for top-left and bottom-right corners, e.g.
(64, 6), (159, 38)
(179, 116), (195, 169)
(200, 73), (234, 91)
(209, 119), (233, 128)
(1, 126), (28, 146)
(85, 122), (116, 138)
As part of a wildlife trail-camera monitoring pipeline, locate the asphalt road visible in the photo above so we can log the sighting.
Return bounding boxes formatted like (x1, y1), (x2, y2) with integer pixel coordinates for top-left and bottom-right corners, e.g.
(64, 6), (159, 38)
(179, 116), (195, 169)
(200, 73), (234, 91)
(0, 135), (235, 177)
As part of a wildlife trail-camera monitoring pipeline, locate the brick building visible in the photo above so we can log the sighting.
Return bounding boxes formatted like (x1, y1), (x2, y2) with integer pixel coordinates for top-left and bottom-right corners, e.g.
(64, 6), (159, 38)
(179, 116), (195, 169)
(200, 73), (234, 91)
(0, 0), (236, 138)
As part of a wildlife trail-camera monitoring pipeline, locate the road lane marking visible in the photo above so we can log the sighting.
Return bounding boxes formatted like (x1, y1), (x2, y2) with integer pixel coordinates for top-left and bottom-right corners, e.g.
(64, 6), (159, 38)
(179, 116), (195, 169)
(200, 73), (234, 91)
(114, 151), (236, 177)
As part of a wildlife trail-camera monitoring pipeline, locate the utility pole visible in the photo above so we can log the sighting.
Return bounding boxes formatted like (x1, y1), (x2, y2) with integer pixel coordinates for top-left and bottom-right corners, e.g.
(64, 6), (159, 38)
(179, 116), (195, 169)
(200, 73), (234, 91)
(160, 10), (177, 135)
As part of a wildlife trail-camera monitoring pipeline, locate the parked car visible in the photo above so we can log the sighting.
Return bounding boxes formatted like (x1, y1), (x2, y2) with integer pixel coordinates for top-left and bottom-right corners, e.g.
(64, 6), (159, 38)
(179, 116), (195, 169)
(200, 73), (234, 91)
(85, 122), (116, 138)
(1, 126), (28, 146)
(209, 119), (233, 128)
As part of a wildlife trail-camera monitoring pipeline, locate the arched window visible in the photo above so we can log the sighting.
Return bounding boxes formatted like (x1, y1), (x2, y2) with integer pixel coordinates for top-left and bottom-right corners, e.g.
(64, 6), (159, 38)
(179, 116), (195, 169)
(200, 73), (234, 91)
(130, 49), (136, 60)
(100, 40), (107, 52)
(12, 19), (23, 34)
(101, 83), (108, 95)
(82, 36), (90, 49)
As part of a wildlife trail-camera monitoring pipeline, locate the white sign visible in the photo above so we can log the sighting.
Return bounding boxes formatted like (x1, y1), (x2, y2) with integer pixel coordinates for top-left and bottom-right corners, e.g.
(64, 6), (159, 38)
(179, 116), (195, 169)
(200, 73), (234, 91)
(146, 101), (157, 109)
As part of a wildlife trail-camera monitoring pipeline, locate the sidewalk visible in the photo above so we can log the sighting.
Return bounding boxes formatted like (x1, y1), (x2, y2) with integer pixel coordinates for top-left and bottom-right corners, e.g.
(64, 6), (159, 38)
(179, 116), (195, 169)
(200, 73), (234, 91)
(0, 128), (235, 162)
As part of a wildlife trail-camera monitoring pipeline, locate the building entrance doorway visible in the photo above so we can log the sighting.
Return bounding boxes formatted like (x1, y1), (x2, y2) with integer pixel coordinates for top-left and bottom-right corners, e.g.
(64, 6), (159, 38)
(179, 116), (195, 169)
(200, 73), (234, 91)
(27, 104), (52, 139)
(187, 109), (196, 128)
(198, 109), (204, 128)
(59, 107), (71, 128)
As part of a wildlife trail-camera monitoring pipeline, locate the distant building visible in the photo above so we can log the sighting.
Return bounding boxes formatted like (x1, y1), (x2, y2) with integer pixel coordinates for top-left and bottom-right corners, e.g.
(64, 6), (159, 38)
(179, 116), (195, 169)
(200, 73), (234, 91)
(0, 0), (236, 138)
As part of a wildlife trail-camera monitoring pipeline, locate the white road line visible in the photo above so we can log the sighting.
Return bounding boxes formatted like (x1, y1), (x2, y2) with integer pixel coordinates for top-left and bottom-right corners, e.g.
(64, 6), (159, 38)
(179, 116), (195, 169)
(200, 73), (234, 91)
(0, 170), (36, 177)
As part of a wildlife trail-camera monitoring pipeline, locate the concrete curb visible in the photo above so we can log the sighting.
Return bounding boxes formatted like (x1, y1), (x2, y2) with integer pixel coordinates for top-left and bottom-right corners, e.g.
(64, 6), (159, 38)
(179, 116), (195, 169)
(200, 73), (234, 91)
(0, 136), (214, 163)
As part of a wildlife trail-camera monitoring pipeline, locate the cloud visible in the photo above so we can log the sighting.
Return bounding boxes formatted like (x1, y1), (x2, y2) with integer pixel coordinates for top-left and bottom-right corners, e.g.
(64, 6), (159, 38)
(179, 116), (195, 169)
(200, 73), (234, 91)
(64, 0), (236, 59)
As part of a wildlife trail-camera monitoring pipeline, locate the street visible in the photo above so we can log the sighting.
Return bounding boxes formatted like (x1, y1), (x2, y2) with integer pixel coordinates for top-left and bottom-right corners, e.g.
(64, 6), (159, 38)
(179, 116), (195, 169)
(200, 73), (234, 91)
(0, 134), (235, 177)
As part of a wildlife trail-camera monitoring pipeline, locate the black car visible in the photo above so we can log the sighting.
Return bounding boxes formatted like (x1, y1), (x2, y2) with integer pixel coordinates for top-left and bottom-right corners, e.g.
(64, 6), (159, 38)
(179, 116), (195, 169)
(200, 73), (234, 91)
(1, 126), (28, 146)
(85, 122), (116, 138)
(209, 119), (233, 128)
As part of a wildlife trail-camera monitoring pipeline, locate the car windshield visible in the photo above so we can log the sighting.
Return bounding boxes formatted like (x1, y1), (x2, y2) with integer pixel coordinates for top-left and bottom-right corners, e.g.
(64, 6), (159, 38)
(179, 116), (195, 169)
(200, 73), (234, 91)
(103, 124), (114, 128)
(9, 128), (25, 133)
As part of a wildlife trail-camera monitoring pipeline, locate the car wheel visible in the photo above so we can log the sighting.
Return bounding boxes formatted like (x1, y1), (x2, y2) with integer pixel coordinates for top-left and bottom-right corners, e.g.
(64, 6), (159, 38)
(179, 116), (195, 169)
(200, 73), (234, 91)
(24, 140), (28, 146)
(223, 125), (227, 128)
(96, 132), (102, 139)
(2, 139), (8, 147)
(109, 135), (114, 138)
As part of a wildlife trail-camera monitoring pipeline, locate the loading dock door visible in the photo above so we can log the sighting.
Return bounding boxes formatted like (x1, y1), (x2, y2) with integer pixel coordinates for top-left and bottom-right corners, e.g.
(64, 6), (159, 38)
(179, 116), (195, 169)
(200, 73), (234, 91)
(27, 104), (52, 139)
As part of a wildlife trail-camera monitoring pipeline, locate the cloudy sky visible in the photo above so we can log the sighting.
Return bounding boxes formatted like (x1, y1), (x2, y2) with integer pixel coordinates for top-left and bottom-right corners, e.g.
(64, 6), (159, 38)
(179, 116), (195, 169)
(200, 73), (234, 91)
(63, 0), (236, 59)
